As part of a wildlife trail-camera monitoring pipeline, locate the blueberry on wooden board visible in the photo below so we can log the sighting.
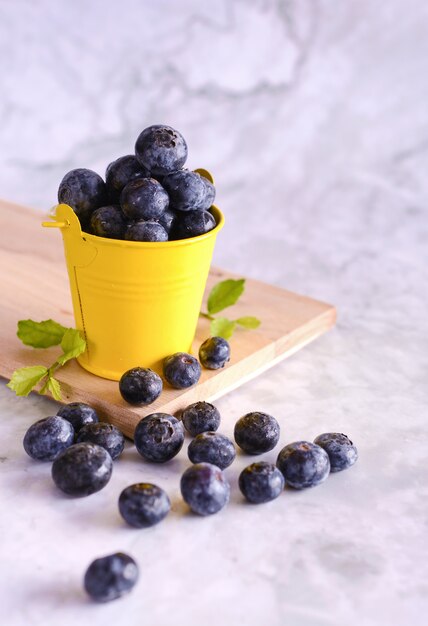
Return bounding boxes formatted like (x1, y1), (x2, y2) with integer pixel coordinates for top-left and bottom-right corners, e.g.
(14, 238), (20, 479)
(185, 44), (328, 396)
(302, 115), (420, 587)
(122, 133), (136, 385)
(119, 367), (163, 406)
(199, 337), (230, 370)
(163, 352), (201, 389)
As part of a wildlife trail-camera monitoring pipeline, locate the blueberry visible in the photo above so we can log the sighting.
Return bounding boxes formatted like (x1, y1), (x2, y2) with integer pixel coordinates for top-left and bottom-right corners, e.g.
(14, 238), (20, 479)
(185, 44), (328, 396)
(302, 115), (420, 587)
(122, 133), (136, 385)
(120, 177), (169, 221)
(239, 462), (285, 504)
(181, 401), (221, 436)
(199, 175), (216, 210)
(313, 433), (358, 472)
(58, 168), (106, 228)
(199, 337), (230, 370)
(188, 432), (235, 469)
(156, 207), (176, 234)
(125, 220), (168, 242)
(135, 125), (188, 176)
(57, 402), (99, 433)
(84, 552), (138, 602)
(76, 422), (125, 460)
(162, 170), (209, 212)
(134, 413), (184, 463)
(90, 205), (126, 239)
(163, 352), (201, 389)
(119, 367), (163, 406)
(23, 416), (74, 462)
(51, 442), (113, 496)
(234, 412), (280, 455)
(276, 441), (330, 489)
(106, 155), (150, 201)
(180, 462), (230, 516)
(118, 483), (171, 528)
(172, 210), (216, 240)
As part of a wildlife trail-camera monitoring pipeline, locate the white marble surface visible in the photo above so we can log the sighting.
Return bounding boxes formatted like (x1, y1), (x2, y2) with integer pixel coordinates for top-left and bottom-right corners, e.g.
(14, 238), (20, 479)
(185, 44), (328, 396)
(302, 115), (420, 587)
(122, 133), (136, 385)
(1, 1), (428, 625)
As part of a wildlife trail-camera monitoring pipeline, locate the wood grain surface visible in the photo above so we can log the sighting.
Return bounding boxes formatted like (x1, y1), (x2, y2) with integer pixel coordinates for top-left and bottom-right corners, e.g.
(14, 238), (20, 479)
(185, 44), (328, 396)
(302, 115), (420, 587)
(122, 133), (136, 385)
(0, 199), (336, 438)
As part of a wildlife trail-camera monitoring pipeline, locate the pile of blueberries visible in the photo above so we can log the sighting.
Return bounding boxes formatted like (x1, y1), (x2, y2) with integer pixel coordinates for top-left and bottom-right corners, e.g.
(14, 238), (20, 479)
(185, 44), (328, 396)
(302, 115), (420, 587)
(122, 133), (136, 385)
(57, 125), (217, 242)
(23, 392), (358, 602)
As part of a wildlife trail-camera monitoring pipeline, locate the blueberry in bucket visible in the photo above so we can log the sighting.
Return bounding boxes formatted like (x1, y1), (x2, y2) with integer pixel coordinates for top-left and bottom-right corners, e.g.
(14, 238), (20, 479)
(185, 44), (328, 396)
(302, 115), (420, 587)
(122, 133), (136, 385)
(162, 170), (210, 212)
(135, 125), (188, 176)
(173, 210), (216, 240)
(163, 352), (201, 389)
(121, 177), (169, 221)
(58, 168), (106, 227)
(125, 220), (168, 242)
(90, 205), (126, 239)
(106, 155), (150, 201)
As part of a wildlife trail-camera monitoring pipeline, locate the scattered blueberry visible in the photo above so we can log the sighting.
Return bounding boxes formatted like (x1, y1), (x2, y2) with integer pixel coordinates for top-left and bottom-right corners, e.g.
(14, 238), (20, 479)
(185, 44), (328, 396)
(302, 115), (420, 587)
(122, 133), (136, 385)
(134, 413), (184, 463)
(234, 412), (280, 455)
(120, 177), (169, 221)
(51, 442), (113, 496)
(188, 432), (236, 469)
(23, 416), (74, 462)
(181, 401), (221, 436)
(125, 220), (168, 242)
(84, 552), (139, 602)
(90, 205), (126, 239)
(162, 170), (209, 212)
(76, 422), (125, 460)
(276, 441), (330, 489)
(314, 433), (358, 472)
(57, 402), (99, 433)
(106, 155), (150, 201)
(58, 168), (106, 228)
(135, 125), (188, 176)
(199, 336), (230, 370)
(180, 462), (230, 516)
(239, 462), (285, 504)
(118, 483), (171, 528)
(173, 210), (216, 239)
(163, 352), (201, 389)
(119, 367), (163, 406)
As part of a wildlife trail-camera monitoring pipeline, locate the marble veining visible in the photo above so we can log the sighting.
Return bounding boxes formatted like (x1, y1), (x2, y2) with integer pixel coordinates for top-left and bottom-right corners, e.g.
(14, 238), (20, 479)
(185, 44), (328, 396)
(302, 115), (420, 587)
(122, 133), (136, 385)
(0, 1), (428, 625)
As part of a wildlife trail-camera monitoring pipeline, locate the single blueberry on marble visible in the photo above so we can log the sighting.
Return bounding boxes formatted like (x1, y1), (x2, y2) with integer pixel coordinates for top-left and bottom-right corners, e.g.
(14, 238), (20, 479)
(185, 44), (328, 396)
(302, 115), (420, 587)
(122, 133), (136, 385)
(187, 432), (236, 469)
(58, 168), (106, 228)
(124, 220), (168, 242)
(181, 401), (221, 437)
(120, 177), (169, 221)
(119, 367), (163, 406)
(118, 483), (171, 528)
(106, 155), (150, 201)
(84, 552), (139, 602)
(276, 441), (330, 489)
(51, 442), (113, 496)
(239, 462), (285, 504)
(57, 402), (99, 433)
(314, 432), (358, 472)
(172, 210), (216, 240)
(76, 422), (125, 460)
(199, 336), (230, 370)
(180, 462), (230, 516)
(234, 412), (280, 455)
(135, 125), (188, 176)
(162, 170), (209, 212)
(134, 413), (184, 463)
(90, 205), (126, 239)
(163, 352), (201, 389)
(23, 416), (74, 462)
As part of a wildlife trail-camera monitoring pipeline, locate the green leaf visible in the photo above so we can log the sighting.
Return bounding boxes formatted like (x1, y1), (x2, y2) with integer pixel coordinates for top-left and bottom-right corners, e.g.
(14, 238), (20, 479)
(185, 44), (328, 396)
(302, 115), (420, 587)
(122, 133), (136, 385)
(207, 278), (245, 315)
(56, 328), (86, 366)
(236, 316), (261, 329)
(6, 365), (48, 396)
(17, 319), (68, 348)
(45, 376), (62, 401)
(210, 317), (236, 340)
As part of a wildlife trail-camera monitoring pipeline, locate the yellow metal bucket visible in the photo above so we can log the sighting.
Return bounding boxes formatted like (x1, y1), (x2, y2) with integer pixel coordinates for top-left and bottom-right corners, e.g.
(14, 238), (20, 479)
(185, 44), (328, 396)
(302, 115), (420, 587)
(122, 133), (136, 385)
(43, 179), (224, 381)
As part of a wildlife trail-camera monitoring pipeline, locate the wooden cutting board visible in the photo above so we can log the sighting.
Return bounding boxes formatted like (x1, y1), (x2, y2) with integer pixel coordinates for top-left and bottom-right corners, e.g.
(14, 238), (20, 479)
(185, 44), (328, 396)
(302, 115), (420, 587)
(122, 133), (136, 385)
(0, 199), (336, 438)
